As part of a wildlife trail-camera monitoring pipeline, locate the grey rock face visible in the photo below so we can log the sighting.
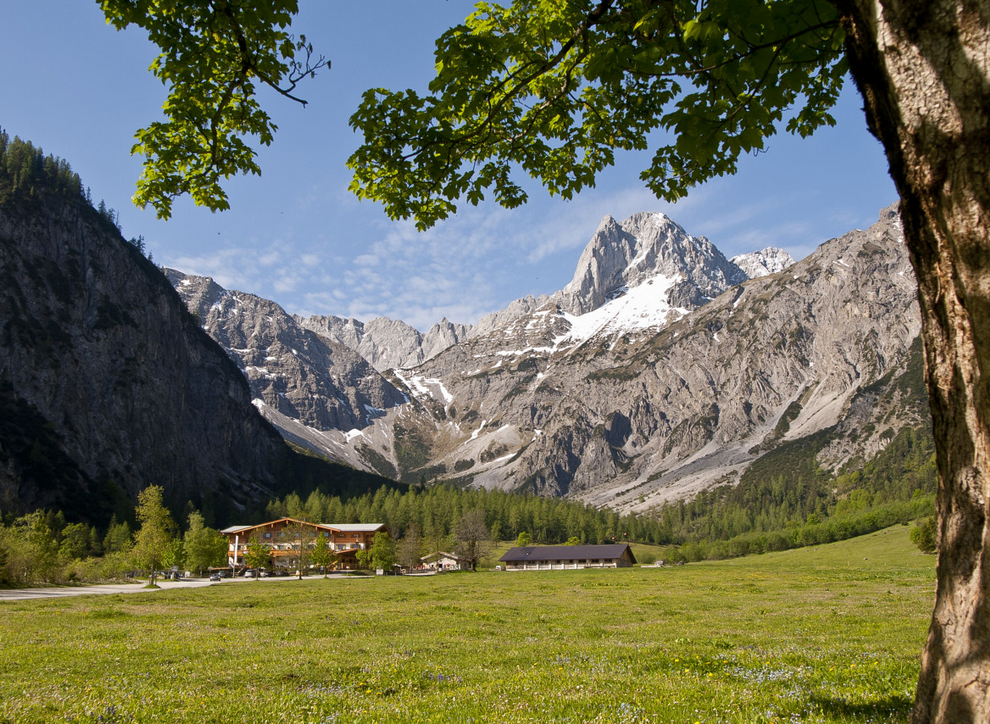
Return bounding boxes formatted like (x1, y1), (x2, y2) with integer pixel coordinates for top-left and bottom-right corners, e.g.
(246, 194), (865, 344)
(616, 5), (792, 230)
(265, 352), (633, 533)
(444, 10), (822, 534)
(168, 270), (407, 432)
(468, 295), (550, 340)
(298, 313), (471, 371)
(0, 193), (289, 520)
(329, 206), (922, 511)
(361, 317), (426, 371)
(730, 247), (796, 279)
(300, 314), (365, 352)
(423, 318), (472, 361)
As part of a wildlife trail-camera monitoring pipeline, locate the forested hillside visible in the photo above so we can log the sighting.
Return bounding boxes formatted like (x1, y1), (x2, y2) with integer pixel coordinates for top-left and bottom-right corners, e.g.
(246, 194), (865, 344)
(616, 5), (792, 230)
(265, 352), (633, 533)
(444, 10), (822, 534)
(0, 131), (402, 530)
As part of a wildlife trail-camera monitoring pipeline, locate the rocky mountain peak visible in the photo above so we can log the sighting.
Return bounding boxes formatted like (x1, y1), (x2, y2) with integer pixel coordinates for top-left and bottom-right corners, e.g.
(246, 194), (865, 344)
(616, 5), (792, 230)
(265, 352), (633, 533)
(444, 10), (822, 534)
(555, 212), (747, 317)
(423, 318), (470, 361)
(730, 247), (796, 279)
(300, 314), (365, 351)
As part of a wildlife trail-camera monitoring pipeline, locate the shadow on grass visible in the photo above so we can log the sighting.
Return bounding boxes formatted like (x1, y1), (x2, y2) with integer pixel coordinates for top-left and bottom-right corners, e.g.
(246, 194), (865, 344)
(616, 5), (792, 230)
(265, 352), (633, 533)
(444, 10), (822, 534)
(810, 693), (913, 719)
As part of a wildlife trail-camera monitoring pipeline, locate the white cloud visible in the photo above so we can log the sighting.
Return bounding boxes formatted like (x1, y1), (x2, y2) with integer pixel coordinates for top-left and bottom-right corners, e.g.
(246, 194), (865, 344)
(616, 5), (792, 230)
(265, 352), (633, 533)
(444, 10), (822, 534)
(273, 274), (300, 293)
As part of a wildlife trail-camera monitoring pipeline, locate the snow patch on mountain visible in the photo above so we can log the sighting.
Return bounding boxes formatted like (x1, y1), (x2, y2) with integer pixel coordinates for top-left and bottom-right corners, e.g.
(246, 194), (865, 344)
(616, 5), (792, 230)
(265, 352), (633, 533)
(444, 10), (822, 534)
(555, 272), (690, 347)
(394, 369), (454, 406)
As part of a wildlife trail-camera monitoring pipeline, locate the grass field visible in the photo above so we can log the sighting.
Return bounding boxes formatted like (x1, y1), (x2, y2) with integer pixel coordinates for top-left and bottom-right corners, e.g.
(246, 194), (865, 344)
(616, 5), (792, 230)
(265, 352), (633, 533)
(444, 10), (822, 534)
(0, 526), (935, 723)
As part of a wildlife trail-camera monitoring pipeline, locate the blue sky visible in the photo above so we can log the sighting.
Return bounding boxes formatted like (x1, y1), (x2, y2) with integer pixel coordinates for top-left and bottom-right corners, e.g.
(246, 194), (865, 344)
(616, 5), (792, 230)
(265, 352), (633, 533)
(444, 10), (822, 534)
(1, 1), (896, 331)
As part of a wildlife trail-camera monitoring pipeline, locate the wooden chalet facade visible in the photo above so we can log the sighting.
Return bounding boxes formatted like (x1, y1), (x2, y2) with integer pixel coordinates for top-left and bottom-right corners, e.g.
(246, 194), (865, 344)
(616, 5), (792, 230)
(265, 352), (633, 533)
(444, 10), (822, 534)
(499, 544), (636, 570)
(221, 518), (388, 571)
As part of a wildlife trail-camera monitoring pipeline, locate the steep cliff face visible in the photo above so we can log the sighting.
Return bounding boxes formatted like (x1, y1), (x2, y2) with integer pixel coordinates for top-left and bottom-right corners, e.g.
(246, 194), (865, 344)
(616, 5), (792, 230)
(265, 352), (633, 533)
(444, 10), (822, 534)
(0, 191), (292, 523)
(167, 270), (407, 432)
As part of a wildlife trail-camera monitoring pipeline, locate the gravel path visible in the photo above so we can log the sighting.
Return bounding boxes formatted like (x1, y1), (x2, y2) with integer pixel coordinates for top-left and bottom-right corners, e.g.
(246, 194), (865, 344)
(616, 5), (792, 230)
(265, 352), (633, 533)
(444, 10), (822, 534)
(0, 573), (377, 601)
(0, 579), (215, 601)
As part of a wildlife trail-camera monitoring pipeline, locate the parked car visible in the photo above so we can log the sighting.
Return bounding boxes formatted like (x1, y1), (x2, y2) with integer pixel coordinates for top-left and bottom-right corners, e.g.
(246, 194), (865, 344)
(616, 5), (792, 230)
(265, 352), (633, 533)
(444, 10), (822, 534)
(244, 569), (256, 578)
(209, 573), (221, 582)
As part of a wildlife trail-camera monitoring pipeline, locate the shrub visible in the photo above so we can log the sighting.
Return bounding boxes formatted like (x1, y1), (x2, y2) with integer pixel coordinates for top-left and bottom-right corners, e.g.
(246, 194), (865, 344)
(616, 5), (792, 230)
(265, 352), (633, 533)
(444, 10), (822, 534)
(910, 516), (937, 554)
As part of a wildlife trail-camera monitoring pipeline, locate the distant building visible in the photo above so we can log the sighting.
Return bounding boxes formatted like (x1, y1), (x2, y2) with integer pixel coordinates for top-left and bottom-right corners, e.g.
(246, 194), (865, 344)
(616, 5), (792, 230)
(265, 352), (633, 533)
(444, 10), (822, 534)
(499, 544), (636, 570)
(420, 551), (473, 572)
(221, 518), (388, 570)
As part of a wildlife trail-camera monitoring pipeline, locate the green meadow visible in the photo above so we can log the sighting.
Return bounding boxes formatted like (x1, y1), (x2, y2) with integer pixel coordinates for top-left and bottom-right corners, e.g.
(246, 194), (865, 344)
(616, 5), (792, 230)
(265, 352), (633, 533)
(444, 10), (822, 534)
(0, 526), (934, 724)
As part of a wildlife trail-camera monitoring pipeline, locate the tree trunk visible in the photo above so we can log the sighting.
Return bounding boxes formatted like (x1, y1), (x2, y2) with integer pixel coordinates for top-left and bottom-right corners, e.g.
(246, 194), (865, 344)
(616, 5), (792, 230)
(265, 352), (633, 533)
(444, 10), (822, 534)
(836, 1), (990, 720)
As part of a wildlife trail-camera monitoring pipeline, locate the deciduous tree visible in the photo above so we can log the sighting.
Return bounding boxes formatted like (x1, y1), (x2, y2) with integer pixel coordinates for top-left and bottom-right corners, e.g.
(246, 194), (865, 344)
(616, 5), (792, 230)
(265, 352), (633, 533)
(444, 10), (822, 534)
(398, 524), (423, 571)
(454, 509), (492, 572)
(367, 531), (397, 572)
(348, 0), (847, 229)
(162, 538), (186, 572)
(99, 0), (326, 219)
(280, 521), (317, 578)
(21, 511), (61, 583)
(132, 485), (177, 586)
(59, 523), (93, 561)
(310, 534), (336, 575)
(100, 0), (990, 718)
(911, 516), (938, 555)
(183, 511), (229, 576)
(243, 535), (272, 573)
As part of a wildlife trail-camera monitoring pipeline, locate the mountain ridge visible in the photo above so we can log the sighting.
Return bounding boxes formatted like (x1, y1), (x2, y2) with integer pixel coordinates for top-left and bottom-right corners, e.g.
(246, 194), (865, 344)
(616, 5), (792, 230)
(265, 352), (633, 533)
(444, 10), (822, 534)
(169, 205), (921, 514)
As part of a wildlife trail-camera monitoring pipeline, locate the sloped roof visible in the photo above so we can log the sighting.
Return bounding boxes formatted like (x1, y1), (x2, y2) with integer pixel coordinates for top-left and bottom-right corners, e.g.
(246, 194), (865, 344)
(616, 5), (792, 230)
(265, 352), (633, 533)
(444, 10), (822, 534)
(220, 525), (254, 534)
(499, 544), (636, 563)
(331, 523), (387, 533)
(221, 517), (314, 536)
(219, 519), (387, 536)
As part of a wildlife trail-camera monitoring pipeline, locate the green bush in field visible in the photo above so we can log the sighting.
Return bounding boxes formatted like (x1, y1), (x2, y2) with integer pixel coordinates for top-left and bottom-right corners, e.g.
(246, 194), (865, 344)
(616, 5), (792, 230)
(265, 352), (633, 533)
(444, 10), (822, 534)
(909, 516), (937, 554)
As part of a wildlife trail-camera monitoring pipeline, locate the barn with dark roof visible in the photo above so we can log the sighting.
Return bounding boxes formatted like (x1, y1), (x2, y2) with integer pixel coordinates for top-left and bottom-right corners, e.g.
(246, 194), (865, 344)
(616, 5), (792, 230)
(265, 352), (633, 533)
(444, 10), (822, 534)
(498, 544), (636, 570)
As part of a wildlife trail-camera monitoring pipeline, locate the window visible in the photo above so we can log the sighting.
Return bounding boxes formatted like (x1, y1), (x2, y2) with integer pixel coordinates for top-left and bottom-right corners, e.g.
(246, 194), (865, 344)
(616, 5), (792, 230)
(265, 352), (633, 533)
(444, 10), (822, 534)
(265, 533), (271, 539)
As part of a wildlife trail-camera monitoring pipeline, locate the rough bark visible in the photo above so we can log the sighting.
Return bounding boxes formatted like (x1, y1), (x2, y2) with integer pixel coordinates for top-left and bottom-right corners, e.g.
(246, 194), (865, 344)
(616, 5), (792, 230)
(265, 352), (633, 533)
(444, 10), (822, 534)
(836, 1), (990, 721)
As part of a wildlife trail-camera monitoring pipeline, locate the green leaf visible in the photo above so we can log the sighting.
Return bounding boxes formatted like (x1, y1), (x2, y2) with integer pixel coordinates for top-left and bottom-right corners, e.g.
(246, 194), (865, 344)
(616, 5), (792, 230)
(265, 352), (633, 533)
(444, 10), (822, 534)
(345, 0), (845, 229)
